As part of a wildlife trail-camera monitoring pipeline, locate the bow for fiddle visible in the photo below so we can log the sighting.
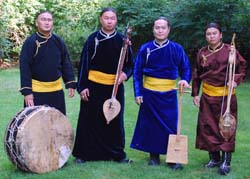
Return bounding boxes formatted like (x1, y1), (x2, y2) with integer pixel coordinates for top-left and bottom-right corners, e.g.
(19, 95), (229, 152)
(219, 33), (237, 141)
(103, 24), (132, 124)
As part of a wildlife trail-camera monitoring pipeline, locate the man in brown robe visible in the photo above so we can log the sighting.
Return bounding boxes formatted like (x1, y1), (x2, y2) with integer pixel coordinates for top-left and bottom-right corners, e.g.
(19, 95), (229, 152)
(192, 22), (246, 175)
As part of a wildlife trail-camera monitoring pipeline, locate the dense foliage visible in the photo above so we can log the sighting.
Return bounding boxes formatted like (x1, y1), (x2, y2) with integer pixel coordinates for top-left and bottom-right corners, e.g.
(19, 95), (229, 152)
(111, 0), (174, 50)
(0, 0), (250, 65)
(169, 0), (250, 60)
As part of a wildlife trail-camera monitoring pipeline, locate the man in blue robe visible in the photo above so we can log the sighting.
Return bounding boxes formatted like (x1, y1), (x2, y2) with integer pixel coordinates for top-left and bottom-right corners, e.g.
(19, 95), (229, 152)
(73, 7), (133, 163)
(19, 11), (76, 115)
(130, 17), (191, 169)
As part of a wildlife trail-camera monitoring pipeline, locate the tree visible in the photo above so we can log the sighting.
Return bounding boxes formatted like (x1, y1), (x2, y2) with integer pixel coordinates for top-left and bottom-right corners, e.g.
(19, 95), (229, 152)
(169, 0), (250, 62)
(112, 0), (174, 51)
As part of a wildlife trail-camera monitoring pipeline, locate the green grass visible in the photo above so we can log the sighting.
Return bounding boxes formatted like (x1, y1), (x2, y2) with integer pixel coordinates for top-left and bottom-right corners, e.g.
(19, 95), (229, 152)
(0, 68), (250, 179)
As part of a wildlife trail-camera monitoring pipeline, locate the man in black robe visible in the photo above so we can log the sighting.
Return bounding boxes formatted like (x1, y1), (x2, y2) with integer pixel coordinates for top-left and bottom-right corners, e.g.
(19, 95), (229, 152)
(19, 11), (76, 115)
(73, 7), (133, 163)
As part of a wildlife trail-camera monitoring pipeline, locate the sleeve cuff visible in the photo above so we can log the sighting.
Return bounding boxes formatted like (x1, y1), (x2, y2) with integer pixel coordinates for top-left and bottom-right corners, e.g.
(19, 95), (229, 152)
(19, 88), (32, 96)
(65, 81), (77, 89)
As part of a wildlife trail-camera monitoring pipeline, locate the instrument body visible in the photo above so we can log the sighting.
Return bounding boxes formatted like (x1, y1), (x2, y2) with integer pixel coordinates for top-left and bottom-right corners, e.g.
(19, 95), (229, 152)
(4, 106), (74, 173)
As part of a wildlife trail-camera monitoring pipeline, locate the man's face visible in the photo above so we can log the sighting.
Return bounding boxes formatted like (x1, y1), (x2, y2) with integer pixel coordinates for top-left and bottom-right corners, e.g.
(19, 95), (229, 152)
(205, 27), (222, 47)
(36, 12), (53, 35)
(153, 19), (170, 43)
(99, 11), (117, 34)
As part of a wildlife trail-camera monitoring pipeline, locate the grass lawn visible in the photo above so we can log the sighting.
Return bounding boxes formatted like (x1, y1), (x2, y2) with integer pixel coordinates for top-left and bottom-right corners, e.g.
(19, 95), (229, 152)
(0, 68), (249, 179)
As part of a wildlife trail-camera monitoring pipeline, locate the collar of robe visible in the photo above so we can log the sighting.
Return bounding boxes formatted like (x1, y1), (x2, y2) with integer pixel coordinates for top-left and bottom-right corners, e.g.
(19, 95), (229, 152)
(207, 42), (224, 52)
(154, 39), (169, 47)
(91, 29), (117, 60)
(36, 32), (52, 39)
(33, 32), (52, 57)
(201, 43), (225, 65)
(100, 29), (116, 39)
(145, 39), (170, 64)
(151, 39), (170, 52)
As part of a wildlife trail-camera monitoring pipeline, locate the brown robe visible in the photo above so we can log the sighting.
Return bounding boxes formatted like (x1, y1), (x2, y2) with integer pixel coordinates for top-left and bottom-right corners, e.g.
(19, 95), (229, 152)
(192, 43), (246, 152)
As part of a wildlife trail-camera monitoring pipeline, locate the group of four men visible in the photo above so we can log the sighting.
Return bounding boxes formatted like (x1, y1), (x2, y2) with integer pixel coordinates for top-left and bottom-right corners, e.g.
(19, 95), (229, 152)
(19, 7), (246, 176)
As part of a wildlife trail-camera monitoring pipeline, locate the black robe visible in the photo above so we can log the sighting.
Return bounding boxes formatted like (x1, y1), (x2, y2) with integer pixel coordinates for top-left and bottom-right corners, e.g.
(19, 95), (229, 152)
(19, 32), (76, 114)
(73, 30), (133, 161)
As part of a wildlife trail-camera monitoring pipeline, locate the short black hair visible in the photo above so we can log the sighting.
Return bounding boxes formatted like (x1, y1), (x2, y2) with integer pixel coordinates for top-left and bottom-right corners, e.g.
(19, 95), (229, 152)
(154, 16), (170, 27)
(100, 7), (117, 17)
(205, 22), (222, 33)
(35, 10), (53, 20)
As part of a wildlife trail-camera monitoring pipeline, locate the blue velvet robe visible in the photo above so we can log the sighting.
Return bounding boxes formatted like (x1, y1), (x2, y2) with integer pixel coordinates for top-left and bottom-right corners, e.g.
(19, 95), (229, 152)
(130, 40), (191, 154)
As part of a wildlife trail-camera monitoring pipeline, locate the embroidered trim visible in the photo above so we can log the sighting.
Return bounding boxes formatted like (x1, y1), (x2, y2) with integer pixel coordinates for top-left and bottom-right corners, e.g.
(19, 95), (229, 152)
(146, 40), (170, 64)
(34, 32), (52, 57)
(65, 80), (76, 85)
(19, 87), (32, 91)
(91, 30), (117, 60)
(201, 43), (224, 65)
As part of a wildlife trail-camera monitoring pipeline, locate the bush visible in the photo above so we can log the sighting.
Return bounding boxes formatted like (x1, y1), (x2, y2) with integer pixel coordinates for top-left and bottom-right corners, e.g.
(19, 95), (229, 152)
(112, 0), (174, 52)
(169, 0), (250, 62)
(0, 0), (44, 61)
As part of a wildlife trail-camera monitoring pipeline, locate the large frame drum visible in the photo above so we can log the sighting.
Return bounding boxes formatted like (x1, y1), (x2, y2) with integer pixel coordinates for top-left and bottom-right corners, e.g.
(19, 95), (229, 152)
(4, 106), (74, 173)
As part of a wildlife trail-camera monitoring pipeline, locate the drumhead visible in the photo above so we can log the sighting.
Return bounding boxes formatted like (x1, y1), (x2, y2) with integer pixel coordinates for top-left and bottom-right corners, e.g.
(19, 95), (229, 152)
(4, 106), (74, 173)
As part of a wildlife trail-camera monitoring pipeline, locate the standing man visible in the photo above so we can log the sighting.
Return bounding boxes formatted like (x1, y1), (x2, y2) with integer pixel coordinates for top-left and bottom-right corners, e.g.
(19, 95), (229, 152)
(73, 7), (133, 163)
(19, 10), (76, 115)
(130, 17), (191, 170)
(192, 22), (246, 175)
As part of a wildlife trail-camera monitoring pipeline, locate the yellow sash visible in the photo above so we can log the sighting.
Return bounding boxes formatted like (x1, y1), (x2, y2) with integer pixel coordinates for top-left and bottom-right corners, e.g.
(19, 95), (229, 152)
(88, 70), (116, 85)
(143, 76), (176, 92)
(32, 78), (62, 92)
(202, 82), (235, 96)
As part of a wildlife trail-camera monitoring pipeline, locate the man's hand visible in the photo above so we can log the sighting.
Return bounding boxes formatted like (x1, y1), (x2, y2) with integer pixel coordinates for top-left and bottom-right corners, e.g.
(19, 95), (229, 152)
(80, 88), (90, 101)
(135, 96), (143, 105)
(178, 80), (191, 88)
(118, 72), (127, 85)
(193, 96), (200, 107)
(227, 81), (237, 88)
(68, 88), (75, 98)
(24, 94), (34, 107)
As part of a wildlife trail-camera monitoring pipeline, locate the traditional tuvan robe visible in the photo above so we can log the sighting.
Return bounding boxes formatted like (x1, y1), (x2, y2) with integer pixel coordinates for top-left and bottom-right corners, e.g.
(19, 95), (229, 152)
(19, 32), (76, 114)
(73, 29), (133, 161)
(192, 43), (246, 152)
(130, 40), (191, 154)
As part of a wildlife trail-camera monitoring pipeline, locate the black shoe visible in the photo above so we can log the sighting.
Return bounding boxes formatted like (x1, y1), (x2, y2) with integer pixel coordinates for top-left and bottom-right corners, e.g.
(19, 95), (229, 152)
(115, 158), (133, 164)
(218, 163), (230, 175)
(218, 152), (231, 175)
(74, 158), (86, 164)
(148, 159), (160, 166)
(206, 151), (221, 168)
(167, 163), (183, 170)
(205, 159), (221, 168)
(148, 153), (160, 166)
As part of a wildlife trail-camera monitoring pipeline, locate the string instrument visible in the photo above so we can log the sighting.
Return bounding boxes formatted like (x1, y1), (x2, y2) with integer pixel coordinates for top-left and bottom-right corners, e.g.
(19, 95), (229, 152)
(103, 24), (132, 124)
(166, 85), (191, 164)
(219, 33), (237, 141)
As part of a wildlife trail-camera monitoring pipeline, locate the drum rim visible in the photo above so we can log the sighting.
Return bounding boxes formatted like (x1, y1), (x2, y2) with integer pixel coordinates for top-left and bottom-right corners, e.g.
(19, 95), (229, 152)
(4, 106), (42, 172)
(4, 108), (24, 167)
